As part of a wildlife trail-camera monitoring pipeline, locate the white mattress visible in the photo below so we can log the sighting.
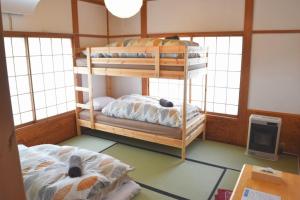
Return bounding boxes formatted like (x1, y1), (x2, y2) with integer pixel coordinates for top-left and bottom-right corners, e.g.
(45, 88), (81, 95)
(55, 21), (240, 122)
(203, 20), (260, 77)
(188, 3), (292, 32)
(105, 180), (141, 200)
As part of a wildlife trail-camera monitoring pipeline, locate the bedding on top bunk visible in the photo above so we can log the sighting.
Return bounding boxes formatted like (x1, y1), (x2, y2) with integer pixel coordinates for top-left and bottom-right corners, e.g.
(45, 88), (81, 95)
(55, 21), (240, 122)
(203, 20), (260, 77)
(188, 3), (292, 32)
(76, 38), (201, 67)
(101, 94), (201, 128)
(18, 144), (140, 200)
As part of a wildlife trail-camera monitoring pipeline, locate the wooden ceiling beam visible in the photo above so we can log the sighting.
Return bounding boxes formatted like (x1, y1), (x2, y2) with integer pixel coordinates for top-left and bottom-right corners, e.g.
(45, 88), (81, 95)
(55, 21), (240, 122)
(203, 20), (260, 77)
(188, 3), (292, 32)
(78, 0), (105, 6)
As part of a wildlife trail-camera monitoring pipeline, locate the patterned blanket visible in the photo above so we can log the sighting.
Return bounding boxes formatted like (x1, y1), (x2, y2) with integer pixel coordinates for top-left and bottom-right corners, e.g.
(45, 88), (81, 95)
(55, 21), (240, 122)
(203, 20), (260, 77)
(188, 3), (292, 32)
(102, 94), (201, 128)
(18, 144), (134, 200)
(82, 38), (199, 59)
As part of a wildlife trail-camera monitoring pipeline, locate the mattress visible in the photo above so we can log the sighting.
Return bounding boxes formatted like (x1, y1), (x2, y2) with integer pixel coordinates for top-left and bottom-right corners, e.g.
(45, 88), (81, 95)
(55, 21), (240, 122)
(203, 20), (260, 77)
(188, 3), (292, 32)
(18, 144), (138, 200)
(79, 110), (204, 139)
(81, 38), (200, 59)
(76, 58), (205, 72)
(105, 180), (141, 200)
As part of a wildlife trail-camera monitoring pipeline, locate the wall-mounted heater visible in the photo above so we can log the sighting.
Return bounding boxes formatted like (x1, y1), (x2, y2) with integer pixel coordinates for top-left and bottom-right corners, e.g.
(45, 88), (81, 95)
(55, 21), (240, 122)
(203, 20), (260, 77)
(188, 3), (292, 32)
(246, 114), (282, 161)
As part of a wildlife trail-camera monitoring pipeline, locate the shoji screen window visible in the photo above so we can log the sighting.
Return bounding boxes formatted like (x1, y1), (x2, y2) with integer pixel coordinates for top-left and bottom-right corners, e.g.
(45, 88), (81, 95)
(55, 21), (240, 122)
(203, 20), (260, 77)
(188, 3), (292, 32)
(193, 37), (242, 115)
(4, 37), (33, 125)
(149, 78), (184, 105)
(28, 38), (75, 120)
(149, 36), (242, 115)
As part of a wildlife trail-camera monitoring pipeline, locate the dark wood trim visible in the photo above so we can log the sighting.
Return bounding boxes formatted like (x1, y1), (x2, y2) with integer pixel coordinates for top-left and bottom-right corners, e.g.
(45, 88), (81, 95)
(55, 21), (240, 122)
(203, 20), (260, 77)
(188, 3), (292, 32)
(238, 0), (254, 144)
(249, 109), (300, 118)
(79, 0), (104, 6)
(109, 34), (142, 38)
(77, 33), (107, 38)
(72, 0), (80, 48)
(142, 78), (149, 95)
(141, 1), (147, 38)
(16, 111), (77, 146)
(3, 31), (107, 39)
(15, 111), (76, 129)
(147, 31), (244, 38)
(141, 0), (149, 95)
(206, 112), (239, 120)
(106, 8), (110, 43)
(253, 29), (300, 34)
(3, 31), (73, 38)
(108, 31), (244, 39)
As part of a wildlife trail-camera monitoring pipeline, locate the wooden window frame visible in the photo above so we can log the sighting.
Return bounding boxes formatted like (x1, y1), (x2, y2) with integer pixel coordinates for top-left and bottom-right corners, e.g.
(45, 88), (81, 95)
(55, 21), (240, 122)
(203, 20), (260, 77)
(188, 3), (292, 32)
(4, 33), (75, 129)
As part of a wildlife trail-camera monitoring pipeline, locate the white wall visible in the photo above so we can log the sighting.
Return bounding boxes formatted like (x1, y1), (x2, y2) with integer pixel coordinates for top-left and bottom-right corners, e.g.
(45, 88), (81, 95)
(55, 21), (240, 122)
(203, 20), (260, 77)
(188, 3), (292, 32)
(111, 77), (142, 98)
(108, 12), (141, 35)
(249, 34), (300, 114)
(253, 0), (300, 30)
(248, 0), (300, 114)
(78, 1), (107, 35)
(148, 0), (245, 33)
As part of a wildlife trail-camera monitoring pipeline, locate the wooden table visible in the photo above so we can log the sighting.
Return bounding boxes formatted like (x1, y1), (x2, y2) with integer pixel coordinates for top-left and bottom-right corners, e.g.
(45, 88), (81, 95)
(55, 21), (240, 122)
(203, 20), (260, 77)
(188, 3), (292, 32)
(230, 164), (300, 200)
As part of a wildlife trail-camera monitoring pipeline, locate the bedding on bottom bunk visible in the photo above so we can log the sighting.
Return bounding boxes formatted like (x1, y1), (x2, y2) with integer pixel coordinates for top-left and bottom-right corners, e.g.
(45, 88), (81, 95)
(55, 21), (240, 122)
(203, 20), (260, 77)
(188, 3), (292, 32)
(101, 94), (201, 128)
(79, 110), (204, 139)
(18, 144), (140, 200)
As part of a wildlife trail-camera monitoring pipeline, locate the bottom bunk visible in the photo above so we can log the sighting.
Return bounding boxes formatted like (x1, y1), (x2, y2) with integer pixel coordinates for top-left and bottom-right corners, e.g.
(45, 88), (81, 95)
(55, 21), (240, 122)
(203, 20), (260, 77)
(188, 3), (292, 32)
(77, 110), (206, 158)
(75, 94), (206, 159)
(79, 110), (205, 140)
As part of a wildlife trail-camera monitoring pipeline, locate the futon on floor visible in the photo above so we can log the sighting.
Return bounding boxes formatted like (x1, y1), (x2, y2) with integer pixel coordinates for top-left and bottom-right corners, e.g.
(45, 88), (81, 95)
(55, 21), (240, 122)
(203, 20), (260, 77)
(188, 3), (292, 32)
(18, 144), (140, 200)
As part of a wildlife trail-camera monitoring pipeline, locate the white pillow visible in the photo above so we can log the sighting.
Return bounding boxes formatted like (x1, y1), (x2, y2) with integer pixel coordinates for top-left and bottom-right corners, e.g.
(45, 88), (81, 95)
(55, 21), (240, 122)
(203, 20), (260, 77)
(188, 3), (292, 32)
(91, 96), (115, 111)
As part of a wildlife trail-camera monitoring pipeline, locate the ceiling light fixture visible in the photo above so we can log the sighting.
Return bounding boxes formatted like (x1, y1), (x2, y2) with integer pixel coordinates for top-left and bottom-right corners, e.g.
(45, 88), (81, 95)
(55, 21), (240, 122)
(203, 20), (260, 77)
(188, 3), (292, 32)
(104, 0), (143, 18)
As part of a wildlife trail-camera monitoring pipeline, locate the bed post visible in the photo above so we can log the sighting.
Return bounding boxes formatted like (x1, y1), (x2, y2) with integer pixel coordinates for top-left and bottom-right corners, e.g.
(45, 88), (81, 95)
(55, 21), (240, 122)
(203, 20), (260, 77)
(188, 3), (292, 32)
(202, 51), (208, 141)
(87, 47), (95, 129)
(181, 47), (189, 160)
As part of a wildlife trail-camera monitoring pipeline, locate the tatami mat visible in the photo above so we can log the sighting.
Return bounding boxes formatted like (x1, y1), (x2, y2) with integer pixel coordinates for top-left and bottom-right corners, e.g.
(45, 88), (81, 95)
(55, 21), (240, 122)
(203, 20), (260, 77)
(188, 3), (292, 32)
(103, 144), (223, 200)
(86, 131), (299, 174)
(134, 188), (174, 200)
(59, 135), (115, 152)
(185, 140), (299, 174)
(61, 132), (298, 199)
(218, 170), (240, 191)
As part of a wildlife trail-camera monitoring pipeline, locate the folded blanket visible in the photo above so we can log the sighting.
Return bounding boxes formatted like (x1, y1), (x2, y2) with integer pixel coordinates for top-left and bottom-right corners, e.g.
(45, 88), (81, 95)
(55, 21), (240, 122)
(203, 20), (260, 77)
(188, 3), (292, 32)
(102, 94), (201, 128)
(159, 98), (174, 107)
(68, 155), (82, 178)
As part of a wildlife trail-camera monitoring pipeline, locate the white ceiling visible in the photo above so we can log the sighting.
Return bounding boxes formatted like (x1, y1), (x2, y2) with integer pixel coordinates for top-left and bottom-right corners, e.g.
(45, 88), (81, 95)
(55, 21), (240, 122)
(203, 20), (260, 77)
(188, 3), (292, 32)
(1, 0), (40, 15)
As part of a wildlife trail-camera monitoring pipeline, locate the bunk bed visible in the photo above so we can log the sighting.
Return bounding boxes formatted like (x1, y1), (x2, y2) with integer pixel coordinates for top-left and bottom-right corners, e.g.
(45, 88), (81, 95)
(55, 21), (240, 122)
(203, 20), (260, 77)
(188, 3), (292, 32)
(73, 38), (208, 159)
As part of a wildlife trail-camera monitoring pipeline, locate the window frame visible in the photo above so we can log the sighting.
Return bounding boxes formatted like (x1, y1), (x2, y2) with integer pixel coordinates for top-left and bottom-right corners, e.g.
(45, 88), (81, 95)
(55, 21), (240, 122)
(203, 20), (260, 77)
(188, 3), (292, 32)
(4, 34), (75, 128)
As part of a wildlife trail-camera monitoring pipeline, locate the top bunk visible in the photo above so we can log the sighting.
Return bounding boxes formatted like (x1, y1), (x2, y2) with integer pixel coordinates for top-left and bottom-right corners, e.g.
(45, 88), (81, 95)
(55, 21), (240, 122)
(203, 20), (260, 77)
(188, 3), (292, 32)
(74, 38), (208, 80)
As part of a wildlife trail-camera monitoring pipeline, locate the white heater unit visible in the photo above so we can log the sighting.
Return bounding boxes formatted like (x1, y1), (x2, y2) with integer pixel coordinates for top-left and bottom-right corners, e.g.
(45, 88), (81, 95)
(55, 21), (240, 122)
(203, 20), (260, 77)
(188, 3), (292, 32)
(1, 0), (40, 15)
(246, 114), (282, 161)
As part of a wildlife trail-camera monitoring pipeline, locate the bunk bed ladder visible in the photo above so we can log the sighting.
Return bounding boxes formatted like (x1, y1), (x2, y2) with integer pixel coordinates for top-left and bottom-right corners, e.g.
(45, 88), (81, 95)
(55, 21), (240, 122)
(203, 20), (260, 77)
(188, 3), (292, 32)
(74, 47), (95, 135)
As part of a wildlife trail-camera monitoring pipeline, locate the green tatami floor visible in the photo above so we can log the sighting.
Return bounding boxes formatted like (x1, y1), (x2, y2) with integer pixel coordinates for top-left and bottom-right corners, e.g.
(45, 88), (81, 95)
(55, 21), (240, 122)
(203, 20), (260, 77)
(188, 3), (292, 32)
(59, 133), (299, 200)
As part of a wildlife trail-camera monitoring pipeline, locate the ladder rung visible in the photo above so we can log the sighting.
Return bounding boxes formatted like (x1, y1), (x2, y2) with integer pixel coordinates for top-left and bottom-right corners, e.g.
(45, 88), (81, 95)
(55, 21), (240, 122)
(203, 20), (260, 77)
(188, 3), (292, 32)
(76, 103), (90, 109)
(75, 87), (89, 92)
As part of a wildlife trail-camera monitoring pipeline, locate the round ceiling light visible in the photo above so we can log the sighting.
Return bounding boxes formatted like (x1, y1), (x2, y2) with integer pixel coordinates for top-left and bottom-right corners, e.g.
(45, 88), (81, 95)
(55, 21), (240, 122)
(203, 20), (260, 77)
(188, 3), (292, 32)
(104, 0), (143, 18)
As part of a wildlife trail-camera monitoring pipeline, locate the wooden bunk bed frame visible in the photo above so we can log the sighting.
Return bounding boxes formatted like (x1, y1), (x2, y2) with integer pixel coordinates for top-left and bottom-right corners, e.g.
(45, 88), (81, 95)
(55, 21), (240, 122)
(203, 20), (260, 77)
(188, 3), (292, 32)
(73, 45), (208, 159)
